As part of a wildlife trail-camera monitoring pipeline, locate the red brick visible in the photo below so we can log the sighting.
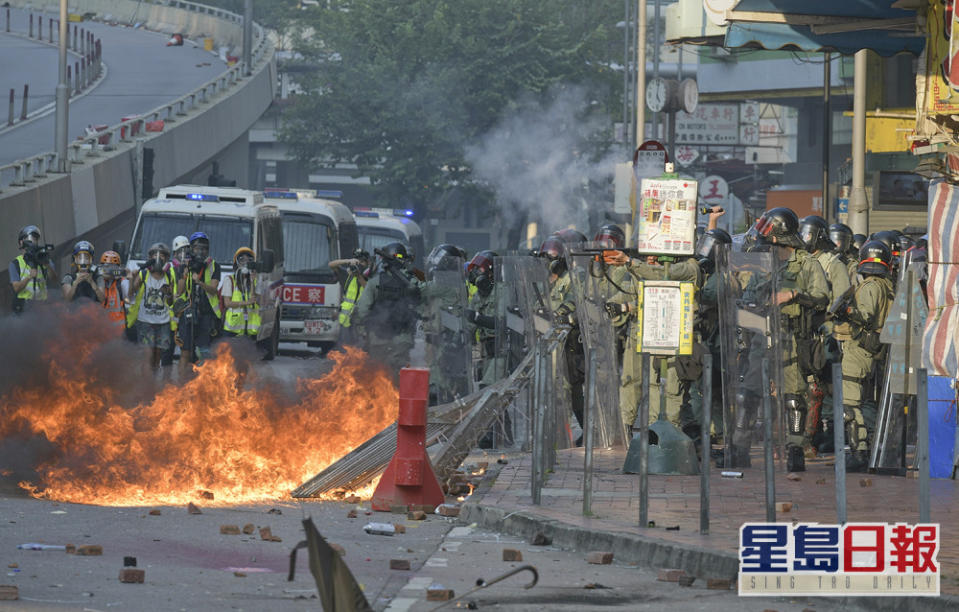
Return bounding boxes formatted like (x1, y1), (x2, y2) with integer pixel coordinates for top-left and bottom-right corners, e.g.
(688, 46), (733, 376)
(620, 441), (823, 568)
(407, 510), (427, 521)
(65, 544), (76, 554)
(118, 568), (145, 583)
(775, 502), (792, 513)
(678, 575), (696, 587)
(76, 545), (103, 556)
(502, 549), (523, 562)
(242, 523), (255, 535)
(426, 588), (455, 601)
(707, 578), (733, 590)
(436, 504), (460, 517)
(587, 551), (614, 565)
(259, 526), (275, 541)
(0, 585), (18, 600)
(187, 503), (202, 515)
(234, 571), (247, 577)
(657, 568), (685, 582)
(347, 509), (358, 519)
(389, 559), (411, 570)
(392, 523), (406, 534)
(859, 479), (873, 488)
(148, 509), (162, 516)
(220, 525), (241, 535)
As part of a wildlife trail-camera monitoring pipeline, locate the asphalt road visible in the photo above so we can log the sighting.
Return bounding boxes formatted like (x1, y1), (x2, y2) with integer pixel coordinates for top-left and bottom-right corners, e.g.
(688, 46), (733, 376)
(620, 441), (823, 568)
(0, 8), (228, 166)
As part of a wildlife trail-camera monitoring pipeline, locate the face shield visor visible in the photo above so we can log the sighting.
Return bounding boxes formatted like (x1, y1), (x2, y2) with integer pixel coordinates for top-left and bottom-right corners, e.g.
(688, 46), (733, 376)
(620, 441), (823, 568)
(829, 230), (852, 254)
(191, 241), (209, 260)
(75, 252), (93, 268)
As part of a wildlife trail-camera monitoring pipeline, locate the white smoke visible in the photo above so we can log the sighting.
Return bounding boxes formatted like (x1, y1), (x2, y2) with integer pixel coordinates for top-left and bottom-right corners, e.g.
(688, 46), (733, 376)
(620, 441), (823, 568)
(466, 86), (620, 247)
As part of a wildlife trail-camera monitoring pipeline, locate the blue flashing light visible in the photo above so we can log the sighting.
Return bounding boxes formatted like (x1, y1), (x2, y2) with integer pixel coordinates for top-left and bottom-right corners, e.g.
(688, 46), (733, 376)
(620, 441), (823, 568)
(392, 209), (415, 217)
(264, 190), (298, 199)
(354, 211), (380, 218)
(315, 190), (343, 199)
(186, 193), (219, 202)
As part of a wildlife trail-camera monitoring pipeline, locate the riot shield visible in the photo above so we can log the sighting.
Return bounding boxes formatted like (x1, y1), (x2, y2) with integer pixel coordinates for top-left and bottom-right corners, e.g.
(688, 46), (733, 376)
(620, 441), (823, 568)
(424, 261), (473, 405)
(716, 249), (785, 468)
(494, 256), (571, 450)
(567, 247), (627, 449)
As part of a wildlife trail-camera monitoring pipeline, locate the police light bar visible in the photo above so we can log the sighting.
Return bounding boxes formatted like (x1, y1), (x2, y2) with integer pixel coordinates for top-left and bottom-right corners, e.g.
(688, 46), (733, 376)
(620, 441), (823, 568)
(392, 209), (415, 217)
(186, 193), (219, 202)
(263, 189), (298, 200)
(354, 210), (379, 218)
(315, 190), (343, 199)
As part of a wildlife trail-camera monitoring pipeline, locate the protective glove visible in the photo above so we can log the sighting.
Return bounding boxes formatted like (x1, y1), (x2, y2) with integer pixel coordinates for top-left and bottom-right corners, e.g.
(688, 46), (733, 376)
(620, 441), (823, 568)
(604, 301), (628, 317)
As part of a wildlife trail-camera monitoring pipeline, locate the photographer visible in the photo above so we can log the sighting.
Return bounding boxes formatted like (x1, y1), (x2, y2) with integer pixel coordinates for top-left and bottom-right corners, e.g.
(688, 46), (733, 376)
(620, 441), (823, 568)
(9, 225), (58, 314)
(61, 241), (106, 303)
(175, 232), (222, 374)
(220, 247), (262, 339)
(98, 250), (128, 331)
(330, 249), (371, 344)
(128, 243), (175, 371)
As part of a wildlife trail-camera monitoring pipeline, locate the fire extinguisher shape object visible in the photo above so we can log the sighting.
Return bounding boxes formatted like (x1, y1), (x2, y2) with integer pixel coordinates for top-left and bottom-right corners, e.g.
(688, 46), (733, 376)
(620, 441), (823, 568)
(371, 368), (445, 512)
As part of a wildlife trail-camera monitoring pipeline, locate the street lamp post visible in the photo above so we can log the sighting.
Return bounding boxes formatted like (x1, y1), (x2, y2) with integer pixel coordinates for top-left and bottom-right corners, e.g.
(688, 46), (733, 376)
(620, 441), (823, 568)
(55, 0), (69, 171)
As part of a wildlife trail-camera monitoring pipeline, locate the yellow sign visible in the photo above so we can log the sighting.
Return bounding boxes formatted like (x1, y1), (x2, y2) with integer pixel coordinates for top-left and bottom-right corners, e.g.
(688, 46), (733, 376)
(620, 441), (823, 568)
(866, 115), (913, 153)
(635, 281), (694, 356)
(925, 1), (959, 114)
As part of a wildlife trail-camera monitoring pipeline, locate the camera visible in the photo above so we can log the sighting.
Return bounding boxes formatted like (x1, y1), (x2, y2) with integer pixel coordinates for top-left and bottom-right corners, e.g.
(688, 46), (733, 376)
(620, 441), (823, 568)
(23, 243), (54, 267)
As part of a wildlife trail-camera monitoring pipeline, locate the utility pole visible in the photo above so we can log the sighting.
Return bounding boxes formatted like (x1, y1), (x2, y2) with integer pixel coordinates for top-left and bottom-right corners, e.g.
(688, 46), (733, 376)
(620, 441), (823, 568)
(55, 0), (69, 171)
(822, 52), (831, 223)
(849, 49), (868, 235)
(243, 0), (253, 76)
(651, 0), (661, 140)
(635, 0), (646, 146)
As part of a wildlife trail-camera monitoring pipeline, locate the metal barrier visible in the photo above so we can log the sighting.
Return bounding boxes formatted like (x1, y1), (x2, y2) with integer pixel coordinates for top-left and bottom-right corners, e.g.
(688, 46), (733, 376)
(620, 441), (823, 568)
(529, 325), (570, 505)
(0, 1), (271, 192)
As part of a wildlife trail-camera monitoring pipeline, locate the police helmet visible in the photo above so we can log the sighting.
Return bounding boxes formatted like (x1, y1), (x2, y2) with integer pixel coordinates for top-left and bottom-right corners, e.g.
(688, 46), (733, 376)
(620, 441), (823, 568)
(750, 207), (804, 249)
(554, 228), (588, 246)
(828, 223), (853, 255)
(467, 250), (497, 295)
(379, 242), (409, 268)
(798, 215), (832, 251)
(539, 237), (568, 275)
(73, 240), (95, 257)
(18, 225), (40, 246)
(851, 233), (867, 254)
(593, 224), (625, 249)
(897, 234), (915, 254)
(694, 228), (732, 266)
(858, 240), (893, 278)
(870, 230), (900, 257)
(427, 243), (467, 276)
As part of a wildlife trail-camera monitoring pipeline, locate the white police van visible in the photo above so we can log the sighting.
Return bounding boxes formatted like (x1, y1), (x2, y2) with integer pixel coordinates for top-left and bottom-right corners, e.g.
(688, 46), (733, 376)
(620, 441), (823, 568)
(262, 188), (359, 351)
(353, 207), (425, 268)
(127, 185), (285, 358)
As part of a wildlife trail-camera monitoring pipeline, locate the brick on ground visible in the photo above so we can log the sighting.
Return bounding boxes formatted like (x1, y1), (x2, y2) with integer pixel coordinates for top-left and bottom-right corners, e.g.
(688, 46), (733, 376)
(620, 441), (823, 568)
(657, 568), (685, 582)
(242, 524), (255, 535)
(390, 559), (411, 570)
(118, 568), (145, 584)
(76, 545), (103, 556)
(775, 502), (792, 513)
(220, 525), (241, 535)
(0, 585), (18, 600)
(587, 551), (614, 565)
(187, 503), (202, 514)
(407, 510), (427, 521)
(392, 523), (406, 534)
(436, 504), (460, 517)
(502, 549), (523, 562)
(678, 575), (696, 587)
(531, 533), (552, 546)
(426, 587), (455, 601)
(707, 578), (733, 590)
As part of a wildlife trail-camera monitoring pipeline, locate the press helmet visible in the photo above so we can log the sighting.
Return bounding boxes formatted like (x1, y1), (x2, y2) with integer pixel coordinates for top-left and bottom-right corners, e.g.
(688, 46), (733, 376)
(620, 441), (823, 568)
(233, 246), (255, 268)
(798, 215), (831, 252)
(189, 231), (209, 245)
(828, 223), (854, 255)
(99, 250), (122, 265)
(18, 225), (40, 247)
(172, 235), (190, 253)
(148, 242), (171, 258)
(858, 239), (893, 278)
(73, 240), (95, 257)
(593, 224), (626, 249)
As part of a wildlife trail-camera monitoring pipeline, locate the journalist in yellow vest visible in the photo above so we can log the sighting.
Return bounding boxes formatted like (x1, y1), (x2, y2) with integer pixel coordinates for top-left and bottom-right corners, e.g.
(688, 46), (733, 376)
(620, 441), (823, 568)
(222, 247), (261, 337)
(9, 225), (57, 314)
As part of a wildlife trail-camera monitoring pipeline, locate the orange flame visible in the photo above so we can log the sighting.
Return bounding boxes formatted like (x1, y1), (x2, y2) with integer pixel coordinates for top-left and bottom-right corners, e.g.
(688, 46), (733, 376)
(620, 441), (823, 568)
(0, 306), (398, 506)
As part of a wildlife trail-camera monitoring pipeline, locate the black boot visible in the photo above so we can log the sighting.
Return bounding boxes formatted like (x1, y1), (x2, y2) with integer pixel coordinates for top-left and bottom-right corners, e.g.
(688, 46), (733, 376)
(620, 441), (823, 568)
(716, 445), (751, 469)
(845, 450), (869, 472)
(787, 445), (806, 472)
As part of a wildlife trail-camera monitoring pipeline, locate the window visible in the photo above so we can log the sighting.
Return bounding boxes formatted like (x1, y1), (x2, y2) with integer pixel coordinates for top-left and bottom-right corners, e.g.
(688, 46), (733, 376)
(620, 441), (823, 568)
(873, 171), (929, 211)
(282, 214), (333, 274)
(131, 213), (196, 260)
(201, 216), (254, 264)
(356, 227), (409, 255)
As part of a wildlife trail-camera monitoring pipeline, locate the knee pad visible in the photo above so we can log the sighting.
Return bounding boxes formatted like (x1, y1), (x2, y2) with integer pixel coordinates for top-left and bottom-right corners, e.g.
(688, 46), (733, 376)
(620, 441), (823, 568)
(785, 396), (805, 435)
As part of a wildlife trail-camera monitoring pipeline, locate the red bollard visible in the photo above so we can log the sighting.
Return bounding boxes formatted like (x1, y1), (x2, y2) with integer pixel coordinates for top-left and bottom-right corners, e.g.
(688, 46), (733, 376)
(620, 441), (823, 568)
(371, 368), (445, 512)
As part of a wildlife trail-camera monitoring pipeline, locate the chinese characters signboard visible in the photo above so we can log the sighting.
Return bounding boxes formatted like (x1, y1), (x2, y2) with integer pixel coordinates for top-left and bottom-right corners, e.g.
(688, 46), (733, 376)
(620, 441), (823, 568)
(676, 104), (739, 145)
(636, 178), (697, 256)
(635, 281), (695, 356)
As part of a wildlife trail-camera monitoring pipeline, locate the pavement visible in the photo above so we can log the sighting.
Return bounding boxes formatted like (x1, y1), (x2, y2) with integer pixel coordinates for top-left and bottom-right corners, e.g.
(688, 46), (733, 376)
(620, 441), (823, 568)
(458, 446), (959, 610)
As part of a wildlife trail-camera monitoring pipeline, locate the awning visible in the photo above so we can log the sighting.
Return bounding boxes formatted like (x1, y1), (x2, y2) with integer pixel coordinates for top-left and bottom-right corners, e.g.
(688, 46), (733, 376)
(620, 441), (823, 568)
(724, 0), (925, 57)
(922, 180), (959, 378)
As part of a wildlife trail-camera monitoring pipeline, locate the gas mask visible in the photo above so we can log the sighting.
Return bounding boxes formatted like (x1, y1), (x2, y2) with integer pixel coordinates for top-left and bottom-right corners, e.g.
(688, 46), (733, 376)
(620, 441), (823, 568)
(191, 242), (209, 261)
(474, 273), (493, 297)
(147, 251), (167, 274)
(75, 252), (93, 271)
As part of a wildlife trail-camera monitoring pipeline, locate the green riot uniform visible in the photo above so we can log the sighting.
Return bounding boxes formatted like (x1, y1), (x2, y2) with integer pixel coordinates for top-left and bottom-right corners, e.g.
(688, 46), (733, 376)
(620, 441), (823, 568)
(352, 267), (423, 377)
(840, 275), (894, 453)
(777, 248), (830, 449)
(688, 270), (723, 439)
(614, 258), (700, 431)
(468, 287), (499, 387)
(549, 269), (586, 434)
(816, 250), (851, 304)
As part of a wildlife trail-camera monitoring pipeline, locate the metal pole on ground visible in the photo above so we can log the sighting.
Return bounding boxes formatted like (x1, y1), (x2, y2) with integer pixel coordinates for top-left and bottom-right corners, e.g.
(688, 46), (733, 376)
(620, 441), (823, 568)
(833, 362), (846, 524)
(7, 89), (14, 126)
(583, 349), (597, 516)
(639, 352), (650, 527)
(531, 343), (544, 505)
(20, 84), (28, 121)
(243, 0), (253, 76)
(918, 368), (930, 523)
(762, 361), (775, 522)
(700, 353), (712, 535)
(55, 0), (69, 172)
(5, 7), (9, 33)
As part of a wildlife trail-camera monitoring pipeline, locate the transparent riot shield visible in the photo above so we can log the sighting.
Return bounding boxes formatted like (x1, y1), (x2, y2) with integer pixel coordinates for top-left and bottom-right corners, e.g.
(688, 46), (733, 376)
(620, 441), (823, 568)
(424, 260), (472, 405)
(494, 256), (571, 450)
(716, 249), (785, 469)
(567, 248), (627, 449)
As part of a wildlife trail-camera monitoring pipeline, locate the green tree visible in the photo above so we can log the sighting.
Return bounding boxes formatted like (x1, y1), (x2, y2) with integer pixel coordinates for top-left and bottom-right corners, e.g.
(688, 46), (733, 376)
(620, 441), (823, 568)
(281, 0), (622, 209)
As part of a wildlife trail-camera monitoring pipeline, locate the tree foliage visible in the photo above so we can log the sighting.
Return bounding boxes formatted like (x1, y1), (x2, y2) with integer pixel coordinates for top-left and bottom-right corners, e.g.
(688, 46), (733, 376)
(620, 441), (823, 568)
(281, 0), (622, 209)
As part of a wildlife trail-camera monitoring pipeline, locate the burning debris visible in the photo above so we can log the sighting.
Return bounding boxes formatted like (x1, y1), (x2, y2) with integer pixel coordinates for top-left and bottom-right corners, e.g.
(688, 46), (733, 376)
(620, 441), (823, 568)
(0, 303), (398, 506)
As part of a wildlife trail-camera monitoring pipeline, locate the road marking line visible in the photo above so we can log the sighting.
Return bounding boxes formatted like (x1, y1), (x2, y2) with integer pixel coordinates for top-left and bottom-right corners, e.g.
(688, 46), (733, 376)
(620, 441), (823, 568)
(384, 597), (418, 611)
(400, 576), (434, 591)
(448, 526), (473, 538)
(425, 558), (448, 568)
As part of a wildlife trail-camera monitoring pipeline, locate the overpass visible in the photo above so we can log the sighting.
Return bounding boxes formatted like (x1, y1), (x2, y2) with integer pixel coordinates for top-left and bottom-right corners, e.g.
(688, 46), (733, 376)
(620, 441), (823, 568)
(0, 0), (276, 306)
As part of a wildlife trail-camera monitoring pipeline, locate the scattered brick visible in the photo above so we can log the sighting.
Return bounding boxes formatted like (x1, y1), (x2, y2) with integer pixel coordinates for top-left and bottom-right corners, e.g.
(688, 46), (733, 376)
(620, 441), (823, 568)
(220, 525), (241, 535)
(908, 471), (919, 479)
(199, 490), (214, 500)
(390, 505), (408, 514)
(426, 588), (455, 601)
(148, 509), (161, 516)
(502, 549), (523, 562)
(234, 571), (247, 577)
(242, 524), (255, 535)
(0, 585), (18, 600)
(775, 502), (793, 513)
(587, 551), (614, 565)
(762, 609), (778, 612)
(531, 533), (552, 546)
(436, 504), (460, 517)
(678, 575), (696, 587)
(7, 563), (17, 569)
(476, 462), (489, 470)
(267, 508), (282, 515)
(259, 526), (273, 540)
(859, 479), (873, 488)
(389, 559), (411, 570)
(392, 523), (406, 534)
(329, 543), (345, 556)
(65, 544), (76, 554)
(707, 578), (733, 590)
(270, 536), (282, 543)
(347, 509), (358, 519)
(187, 503), (202, 515)
(815, 478), (827, 485)
(345, 495), (360, 504)
(657, 568), (685, 582)
(786, 473), (801, 481)
(407, 510), (427, 521)
(76, 545), (103, 556)
(118, 568), (145, 584)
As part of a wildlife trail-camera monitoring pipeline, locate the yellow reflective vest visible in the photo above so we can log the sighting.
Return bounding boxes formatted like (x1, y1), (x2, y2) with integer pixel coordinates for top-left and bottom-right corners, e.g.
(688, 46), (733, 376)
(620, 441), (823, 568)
(223, 275), (260, 336)
(14, 255), (48, 301)
(126, 267), (176, 328)
(338, 274), (363, 327)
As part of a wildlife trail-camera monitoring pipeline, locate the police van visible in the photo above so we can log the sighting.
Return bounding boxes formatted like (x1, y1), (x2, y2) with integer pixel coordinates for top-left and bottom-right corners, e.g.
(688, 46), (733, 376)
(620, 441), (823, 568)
(353, 207), (425, 268)
(127, 185), (285, 357)
(262, 188), (359, 351)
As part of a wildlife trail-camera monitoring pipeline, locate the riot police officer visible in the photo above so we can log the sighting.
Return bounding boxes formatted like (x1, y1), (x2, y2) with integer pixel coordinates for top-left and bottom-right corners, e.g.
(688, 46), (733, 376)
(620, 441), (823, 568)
(465, 250), (499, 388)
(836, 240), (895, 471)
(423, 243), (470, 402)
(828, 223), (856, 282)
(352, 242), (423, 377)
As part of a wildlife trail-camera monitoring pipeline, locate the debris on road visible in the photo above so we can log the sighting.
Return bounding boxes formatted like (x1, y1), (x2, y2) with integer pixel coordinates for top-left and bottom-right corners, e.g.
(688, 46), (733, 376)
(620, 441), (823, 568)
(860, 479), (873, 488)
(347, 509), (358, 518)
(427, 586), (455, 601)
(148, 509), (161, 516)
(707, 578), (733, 590)
(363, 523), (396, 536)
(407, 510), (427, 521)
(786, 473), (801, 481)
(220, 525), (241, 535)
(242, 524), (255, 535)
(583, 583), (610, 589)
(0, 585), (18, 600)
(435, 504), (460, 517)
(234, 571), (247, 578)
(587, 551), (614, 565)
(531, 533), (552, 546)
(720, 471), (743, 479)
(502, 549), (523, 562)
(268, 508), (283, 515)
(678, 575), (696, 587)
(259, 527), (282, 542)
(392, 523), (406, 534)
(775, 502), (793, 513)
(123, 556), (137, 567)
(119, 568), (145, 583)
(76, 545), (103, 556)
(16, 543), (66, 551)
(389, 559), (411, 570)
(65, 544), (76, 554)
(187, 503), (202, 515)
(657, 568), (685, 582)
(345, 494), (361, 504)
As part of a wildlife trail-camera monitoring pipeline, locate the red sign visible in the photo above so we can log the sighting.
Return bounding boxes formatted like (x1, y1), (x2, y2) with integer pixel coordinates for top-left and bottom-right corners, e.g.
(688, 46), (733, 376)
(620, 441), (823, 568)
(282, 284), (326, 305)
(633, 140), (669, 164)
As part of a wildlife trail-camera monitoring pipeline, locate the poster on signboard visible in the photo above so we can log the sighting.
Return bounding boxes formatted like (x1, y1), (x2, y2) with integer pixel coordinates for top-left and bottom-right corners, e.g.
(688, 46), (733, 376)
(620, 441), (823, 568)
(926, 1), (959, 114)
(634, 281), (694, 355)
(636, 178), (697, 256)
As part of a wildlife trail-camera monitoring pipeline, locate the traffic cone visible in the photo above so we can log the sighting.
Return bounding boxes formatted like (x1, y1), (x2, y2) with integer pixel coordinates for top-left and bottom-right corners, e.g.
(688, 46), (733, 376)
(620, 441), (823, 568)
(371, 368), (445, 511)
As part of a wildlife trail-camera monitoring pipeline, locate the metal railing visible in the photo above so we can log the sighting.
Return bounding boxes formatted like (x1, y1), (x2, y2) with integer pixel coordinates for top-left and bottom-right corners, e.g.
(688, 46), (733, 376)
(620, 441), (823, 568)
(0, 0), (271, 192)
